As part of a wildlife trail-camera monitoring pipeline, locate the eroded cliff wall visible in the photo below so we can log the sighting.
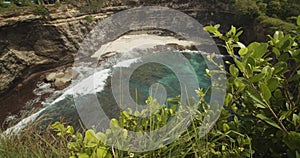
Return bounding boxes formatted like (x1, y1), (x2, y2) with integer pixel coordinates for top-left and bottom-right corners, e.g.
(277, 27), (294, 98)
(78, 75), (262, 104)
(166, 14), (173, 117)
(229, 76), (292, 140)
(0, 0), (259, 95)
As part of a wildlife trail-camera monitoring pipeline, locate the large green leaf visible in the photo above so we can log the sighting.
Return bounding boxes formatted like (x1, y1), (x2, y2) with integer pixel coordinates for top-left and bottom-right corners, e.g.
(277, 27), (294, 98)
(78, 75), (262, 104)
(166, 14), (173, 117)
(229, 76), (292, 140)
(274, 61), (287, 74)
(296, 151), (300, 158)
(297, 15), (300, 26)
(283, 131), (300, 151)
(262, 66), (273, 81)
(110, 118), (120, 130)
(292, 114), (300, 127)
(225, 93), (233, 107)
(234, 58), (244, 72)
(267, 77), (279, 92)
(249, 73), (265, 83)
(77, 153), (89, 158)
(273, 31), (284, 41)
(256, 114), (281, 130)
(272, 47), (281, 58)
(236, 30), (243, 38)
(254, 103), (266, 109)
(92, 147), (109, 158)
(96, 132), (107, 143)
(259, 82), (271, 101)
(238, 47), (248, 56)
(229, 65), (239, 77)
(246, 90), (264, 105)
(278, 36), (293, 51)
(248, 42), (269, 58)
(84, 130), (99, 147)
(204, 25), (222, 37)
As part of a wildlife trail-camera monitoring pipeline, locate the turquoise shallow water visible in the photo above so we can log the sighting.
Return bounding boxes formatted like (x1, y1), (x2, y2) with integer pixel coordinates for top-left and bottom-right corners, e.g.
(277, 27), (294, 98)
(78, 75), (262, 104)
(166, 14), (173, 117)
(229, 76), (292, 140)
(36, 51), (212, 129)
(127, 52), (211, 105)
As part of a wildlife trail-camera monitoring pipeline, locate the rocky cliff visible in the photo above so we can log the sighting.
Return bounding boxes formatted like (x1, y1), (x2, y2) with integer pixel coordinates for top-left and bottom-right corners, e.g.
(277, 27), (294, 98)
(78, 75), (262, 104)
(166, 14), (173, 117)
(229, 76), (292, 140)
(0, 0), (261, 95)
(0, 0), (262, 125)
(0, 4), (119, 95)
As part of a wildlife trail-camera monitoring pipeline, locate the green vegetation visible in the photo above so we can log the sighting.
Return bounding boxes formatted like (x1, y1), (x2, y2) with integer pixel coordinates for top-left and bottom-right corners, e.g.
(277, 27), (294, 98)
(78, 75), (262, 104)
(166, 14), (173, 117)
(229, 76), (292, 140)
(79, 0), (107, 13)
(0, 0), (299, 33)
(84, 15), (94, 23)
(232, 0), (300, 33)
(1, 16), (299, 158)
(233, 0), (261, 18)
(54, 1), (60, 8)
(233, 0), (300, 20)
(204, 15), (300, 157)
(257, 15), (296, 34)
(0, 124), (69, 157)
(49, 95), (252, 158)
(0, 0), (20, 12)
(0, 0), (107, 14)
(33, 4), (49, 16)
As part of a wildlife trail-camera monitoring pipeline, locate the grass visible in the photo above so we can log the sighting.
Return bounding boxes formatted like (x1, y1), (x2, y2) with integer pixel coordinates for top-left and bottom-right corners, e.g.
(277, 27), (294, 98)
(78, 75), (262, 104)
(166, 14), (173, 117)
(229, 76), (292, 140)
(0, 4), (23, 13)
(0, 122), (69, 158)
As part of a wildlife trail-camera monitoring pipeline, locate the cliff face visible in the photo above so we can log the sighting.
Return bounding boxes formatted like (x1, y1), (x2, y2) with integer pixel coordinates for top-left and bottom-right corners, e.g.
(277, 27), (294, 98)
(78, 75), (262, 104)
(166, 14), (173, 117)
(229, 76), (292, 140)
(0, 5), (115, 94)
(0, 0), (259, 95)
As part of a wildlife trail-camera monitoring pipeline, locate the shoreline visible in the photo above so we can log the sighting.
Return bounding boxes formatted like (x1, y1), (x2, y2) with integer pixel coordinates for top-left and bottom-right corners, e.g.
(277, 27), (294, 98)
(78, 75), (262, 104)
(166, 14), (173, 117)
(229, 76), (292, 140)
(0, 64), (73, 129)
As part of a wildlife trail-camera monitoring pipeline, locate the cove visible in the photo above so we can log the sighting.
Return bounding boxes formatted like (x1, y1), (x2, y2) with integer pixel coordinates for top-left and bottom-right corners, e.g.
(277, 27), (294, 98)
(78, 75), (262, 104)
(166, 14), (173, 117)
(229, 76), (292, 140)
(4, 50), (218, 134)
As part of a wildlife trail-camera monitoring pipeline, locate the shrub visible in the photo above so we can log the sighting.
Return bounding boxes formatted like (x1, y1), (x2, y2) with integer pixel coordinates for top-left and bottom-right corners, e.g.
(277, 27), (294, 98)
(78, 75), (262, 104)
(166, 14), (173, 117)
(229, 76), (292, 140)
(80, 0), (107, 13)
(204, 15), (300, 157)
(257, 15), (296, 34)
(232, 0), (261, 18)
(50, 95), (253, 157)
(55, 1), (61, 8)
(84, 15), (94, 23)
(33, 4), (49, 16)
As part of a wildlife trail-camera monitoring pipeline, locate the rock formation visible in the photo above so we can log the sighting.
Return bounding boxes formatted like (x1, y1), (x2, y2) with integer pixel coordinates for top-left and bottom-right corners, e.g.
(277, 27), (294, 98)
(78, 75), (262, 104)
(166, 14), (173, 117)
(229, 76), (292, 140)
(0, 0), (262, 126)
(0, 0), (260, 95)
(45, 67), (79, 88)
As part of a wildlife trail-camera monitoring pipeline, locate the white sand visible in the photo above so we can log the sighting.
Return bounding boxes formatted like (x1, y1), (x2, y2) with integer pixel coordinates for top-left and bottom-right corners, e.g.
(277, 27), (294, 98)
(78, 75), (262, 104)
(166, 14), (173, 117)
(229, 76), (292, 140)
(91, 34), (196, 58)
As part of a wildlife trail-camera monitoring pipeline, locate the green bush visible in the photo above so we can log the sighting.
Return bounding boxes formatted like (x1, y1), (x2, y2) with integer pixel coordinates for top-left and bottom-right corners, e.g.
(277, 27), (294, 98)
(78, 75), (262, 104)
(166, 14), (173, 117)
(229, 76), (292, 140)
(204, 15), (300, 157)
(254, 0), (300, 21)
(257, 15), (296, 34)
(51, 95), (252, 158)
(33, 4), (49, 16)
(0, 1), (18, 12)
(233, 0), (261, 18)
(55, 1), (61, 8)
(84, 15), (94, 23)
(80, 0), (106, 13)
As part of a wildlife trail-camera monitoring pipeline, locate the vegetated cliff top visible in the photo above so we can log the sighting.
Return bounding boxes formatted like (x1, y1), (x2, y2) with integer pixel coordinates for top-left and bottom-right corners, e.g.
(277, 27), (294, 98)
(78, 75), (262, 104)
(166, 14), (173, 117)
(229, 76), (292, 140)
(1, 0), (299, 34)
(0, 0), (233, 23)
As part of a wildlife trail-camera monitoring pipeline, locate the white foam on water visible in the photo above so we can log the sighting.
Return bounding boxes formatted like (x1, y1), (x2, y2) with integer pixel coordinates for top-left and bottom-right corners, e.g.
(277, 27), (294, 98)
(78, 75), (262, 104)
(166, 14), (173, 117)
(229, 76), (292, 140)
(33, 82), (54, 96)
(3, 109), (45, 135)
(52, 68), (111, 104)
(113, 57), (141, 68)
(50, 57), (140, 105)
(3, 69), (111, 135)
